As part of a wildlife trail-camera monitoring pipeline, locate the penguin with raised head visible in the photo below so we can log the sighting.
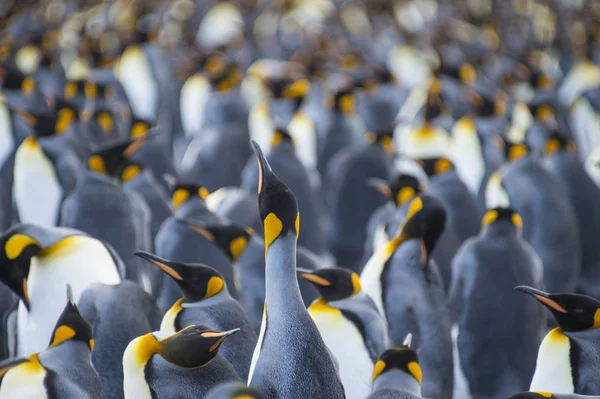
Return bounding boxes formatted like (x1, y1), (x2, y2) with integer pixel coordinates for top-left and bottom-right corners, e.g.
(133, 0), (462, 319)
(0, 285), (106, 399)
(246, 141), (345, 398)
(134, 251), (256, 379)
(206, 382), (266, 399)
(300, 267), (390, 399)
(485, 145), (581, 294)
(0, 223), (122, 357)
(541, 132), (600, 298)
(77, 281), (162, 399)
(123, 325), (240, 399)
(242, 128), (325, 255)
(448, 208), (545, 399)
(368, 340), (423, 399)
(515, 287), (600, 395)
(361, 195), (453, 399)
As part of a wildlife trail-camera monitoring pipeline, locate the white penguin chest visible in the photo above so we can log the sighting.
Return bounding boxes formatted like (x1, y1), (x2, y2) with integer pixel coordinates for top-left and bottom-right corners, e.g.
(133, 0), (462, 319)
(0, 357), (47, 399)
(360, 248), (390, 321)
(450, 123), (484, 195)
(122, 337), (154, 399)
(17, 238), (121, 357)
(180, 74), (210, 139)
(288, 113), (317, 171)
(249, 102), (274, 155)
(0, 104), (13, 168)
(116, 47), (157, 122)
(309, 309), (373, 399)
(529, 328), (575, 393)
(13, 143), (62, 227)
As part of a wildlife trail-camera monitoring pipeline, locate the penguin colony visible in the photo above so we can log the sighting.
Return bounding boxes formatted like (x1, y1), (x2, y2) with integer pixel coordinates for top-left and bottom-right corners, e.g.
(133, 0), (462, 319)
(2, 0), (600, 398)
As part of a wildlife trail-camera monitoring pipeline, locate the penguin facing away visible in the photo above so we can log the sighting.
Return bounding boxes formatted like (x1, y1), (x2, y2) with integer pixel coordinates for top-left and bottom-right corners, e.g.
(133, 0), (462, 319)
(516, 286), (600, 395)
(0, 223), (122, 357)
(368, 340), (423, 399)
(122, 325), (241, 399)
(300, 267), (390, 399)
(205, 381), (266, 399)
(134, 251), (257, 380)
(246, 141), (345, 398)
(0, 285), (106, 399)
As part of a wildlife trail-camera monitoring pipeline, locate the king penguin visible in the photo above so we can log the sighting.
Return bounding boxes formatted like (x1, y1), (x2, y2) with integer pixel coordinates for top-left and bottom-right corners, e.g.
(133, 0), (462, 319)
(360, 195), (453, 399)
(300, 267), (390, 399)
(448, 208), (545, 399)
(368, 340), (423, 399)
(122, 325), (241, 399)
(0, 285), (106, 399)
(77, 281), (162, 399)
(206, 382), (266, 399)
(515, 287), (600, 395)
(134, 251), (257, 379)
(0, 223), (122, 357)
(246, 141), (345, 398)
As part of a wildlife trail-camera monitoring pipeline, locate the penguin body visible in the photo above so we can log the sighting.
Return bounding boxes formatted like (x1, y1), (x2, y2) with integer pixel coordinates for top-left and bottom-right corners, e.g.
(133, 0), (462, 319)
(242, 131), (325, 255)
(77, 282), (162, 399)
(368, 346), (423, 399)
(516, 287), (600, 394)
(0, 286), (106, 399)
(205, 382), (266, 399)
(0, 223), (122, 357)
(247, 142), (345, 398)
(448, 208), (545, 398)
(135, 251), (257, 379)
(487, 156), (581, 293)
(542, 135), (600, 298)
(122, 326), (240, 399)
(301, 267), (390, 399)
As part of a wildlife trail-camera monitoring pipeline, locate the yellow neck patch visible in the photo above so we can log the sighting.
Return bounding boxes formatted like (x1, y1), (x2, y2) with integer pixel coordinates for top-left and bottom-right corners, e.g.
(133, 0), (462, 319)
(88, 155), (107, 175)
(23, 354), (44, 373)
(508, 144), (527, 161)
(435, 159), (452, 175)
(198, 187), (209, 200)
(49, 325), (75, 348)
(372, 360), (386, 381)
(308, 298), (342, 315)
(84, 83), (97, 99)
(64, 82), (77, 99)
(407, 197), (423, 219)
(230, 237), (248, 261)
(545, 139), (561, 155)
(408, 361), (422, 385)
(97, 112), (113, 134)
(351, 273), (361, 295)
(396, 187), (415, 206)
(533, 393), (553, 398)
(591, 308), (600, 329)
(482, 210), (498, 226)
(133, 334), (161, 367)
(38, 236), (79, 258)
(205, 276), (224, 298)
(459, 63), (476, 83)
(339, 94), (354, 114)
(130, 122), (148, 139)
(172, 188), (190, 210)
(295, 213), (300, 237)
(55, 108), (76, 134)
(511, 213), (523, 229)
(263, 212), (283, 255)
(121, 165), (141, 183)
(536, 105), (554, 121)
(5, 234), (40, 260)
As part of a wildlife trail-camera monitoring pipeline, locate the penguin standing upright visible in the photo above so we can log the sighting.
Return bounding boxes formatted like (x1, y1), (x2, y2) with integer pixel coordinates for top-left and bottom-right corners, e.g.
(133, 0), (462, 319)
(448, 208), (545, 399)
(246, 142), (345, 398)
(0, 286), (106, 398)
(361, 195), (453, 399)
(77, 281), (162, 399)
(122, 325), (241, 399)
(516, 287), (600, 395)
(368, 341), (423, 399)
(0, 224), (122, 357)
(541, 133), (600, 298)
(300, 267), (390, 399)
(134, 251), (257, 379)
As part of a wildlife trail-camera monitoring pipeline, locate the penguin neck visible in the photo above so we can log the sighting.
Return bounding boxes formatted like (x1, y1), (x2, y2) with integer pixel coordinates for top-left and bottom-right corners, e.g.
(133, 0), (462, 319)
(265, 233), (303, 312)
(373, 369), (421, 396)
(483, 222), (519, 238)
(565, 327), (600, 343)
(182, 289), (229, 308)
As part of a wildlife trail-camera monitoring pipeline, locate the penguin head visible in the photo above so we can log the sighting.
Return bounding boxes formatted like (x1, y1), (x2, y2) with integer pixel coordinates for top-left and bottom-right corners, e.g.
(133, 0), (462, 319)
(251, 141), (300, 252)
(528, 102), (556, 125)
(325, 87), (355, 115)
(87, 137), (148, 181)
(48, 285), (94, 351)
(156, 325), (240, 369)
(129, 117), (153, 139)
(469, 90), (508, 118)
(182, 221), (254, 262)
(481, 207), (523, 229)
(509, 393), (557, 399)
(365, 130), (395, 156)
(63, 79), (86, 102)
(298, 267), (361, 302)
(515, 286), (600, 332)
(394, 195), (447, 262)
(81, 107), (117, 135)
(372, 346), (422, 386)
(270, 127), (295, 149)
(543, 132), (576, 156)
(416, 157), (454, 178)
(497, 137), (529, 163)
(54, 99), (80, 135)
(369, 174), (425, 207)
(165, 178), (210, 210)
(134, 251), (227, 302)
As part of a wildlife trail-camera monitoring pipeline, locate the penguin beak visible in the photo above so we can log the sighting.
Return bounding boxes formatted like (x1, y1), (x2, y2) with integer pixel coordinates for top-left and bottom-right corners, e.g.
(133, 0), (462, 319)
(296, 269), (331, 286)
(514, 286), (567, 313)
(251, 140), (273, 194)
(183, 221), (216, 242)
(133, 251), (184, 281)
(367, 178), (392, 198)
(204, 328), (240, 338)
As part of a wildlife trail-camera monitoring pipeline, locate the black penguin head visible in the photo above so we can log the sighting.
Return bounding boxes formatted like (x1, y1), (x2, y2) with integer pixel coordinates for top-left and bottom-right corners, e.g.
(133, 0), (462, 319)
(87, 136), (148, 182)
(481, 207), (523, 229)
(509, 393), (557, 399)
(165, 177), (210, 210)
(497, 137), (529, 163)
(365, 130), (395, 156)
(416, 157), (454, 178)
(298, 267), (361, 302)
(326, 88), (355, 114)
(81, 107), (117, 135)
(182, 221), (254, 262)
(134, 251), (226, 303)
(158, 325), (240, 369)
(48, 285), (94, 351)
(54, 100), (79, 135)
(270, 128), (295, 149)
(515, 286), (600, 332)
(469, 90), (507, 118)
(394, 195), (447, 262)
(369, 174), (425, 207)
(251, 141), (300, 252)
(544, 132), (576, 156)
(372, 346), (422, 385)
(63, 79), (86, 102)
(528, 102), (556, 124)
